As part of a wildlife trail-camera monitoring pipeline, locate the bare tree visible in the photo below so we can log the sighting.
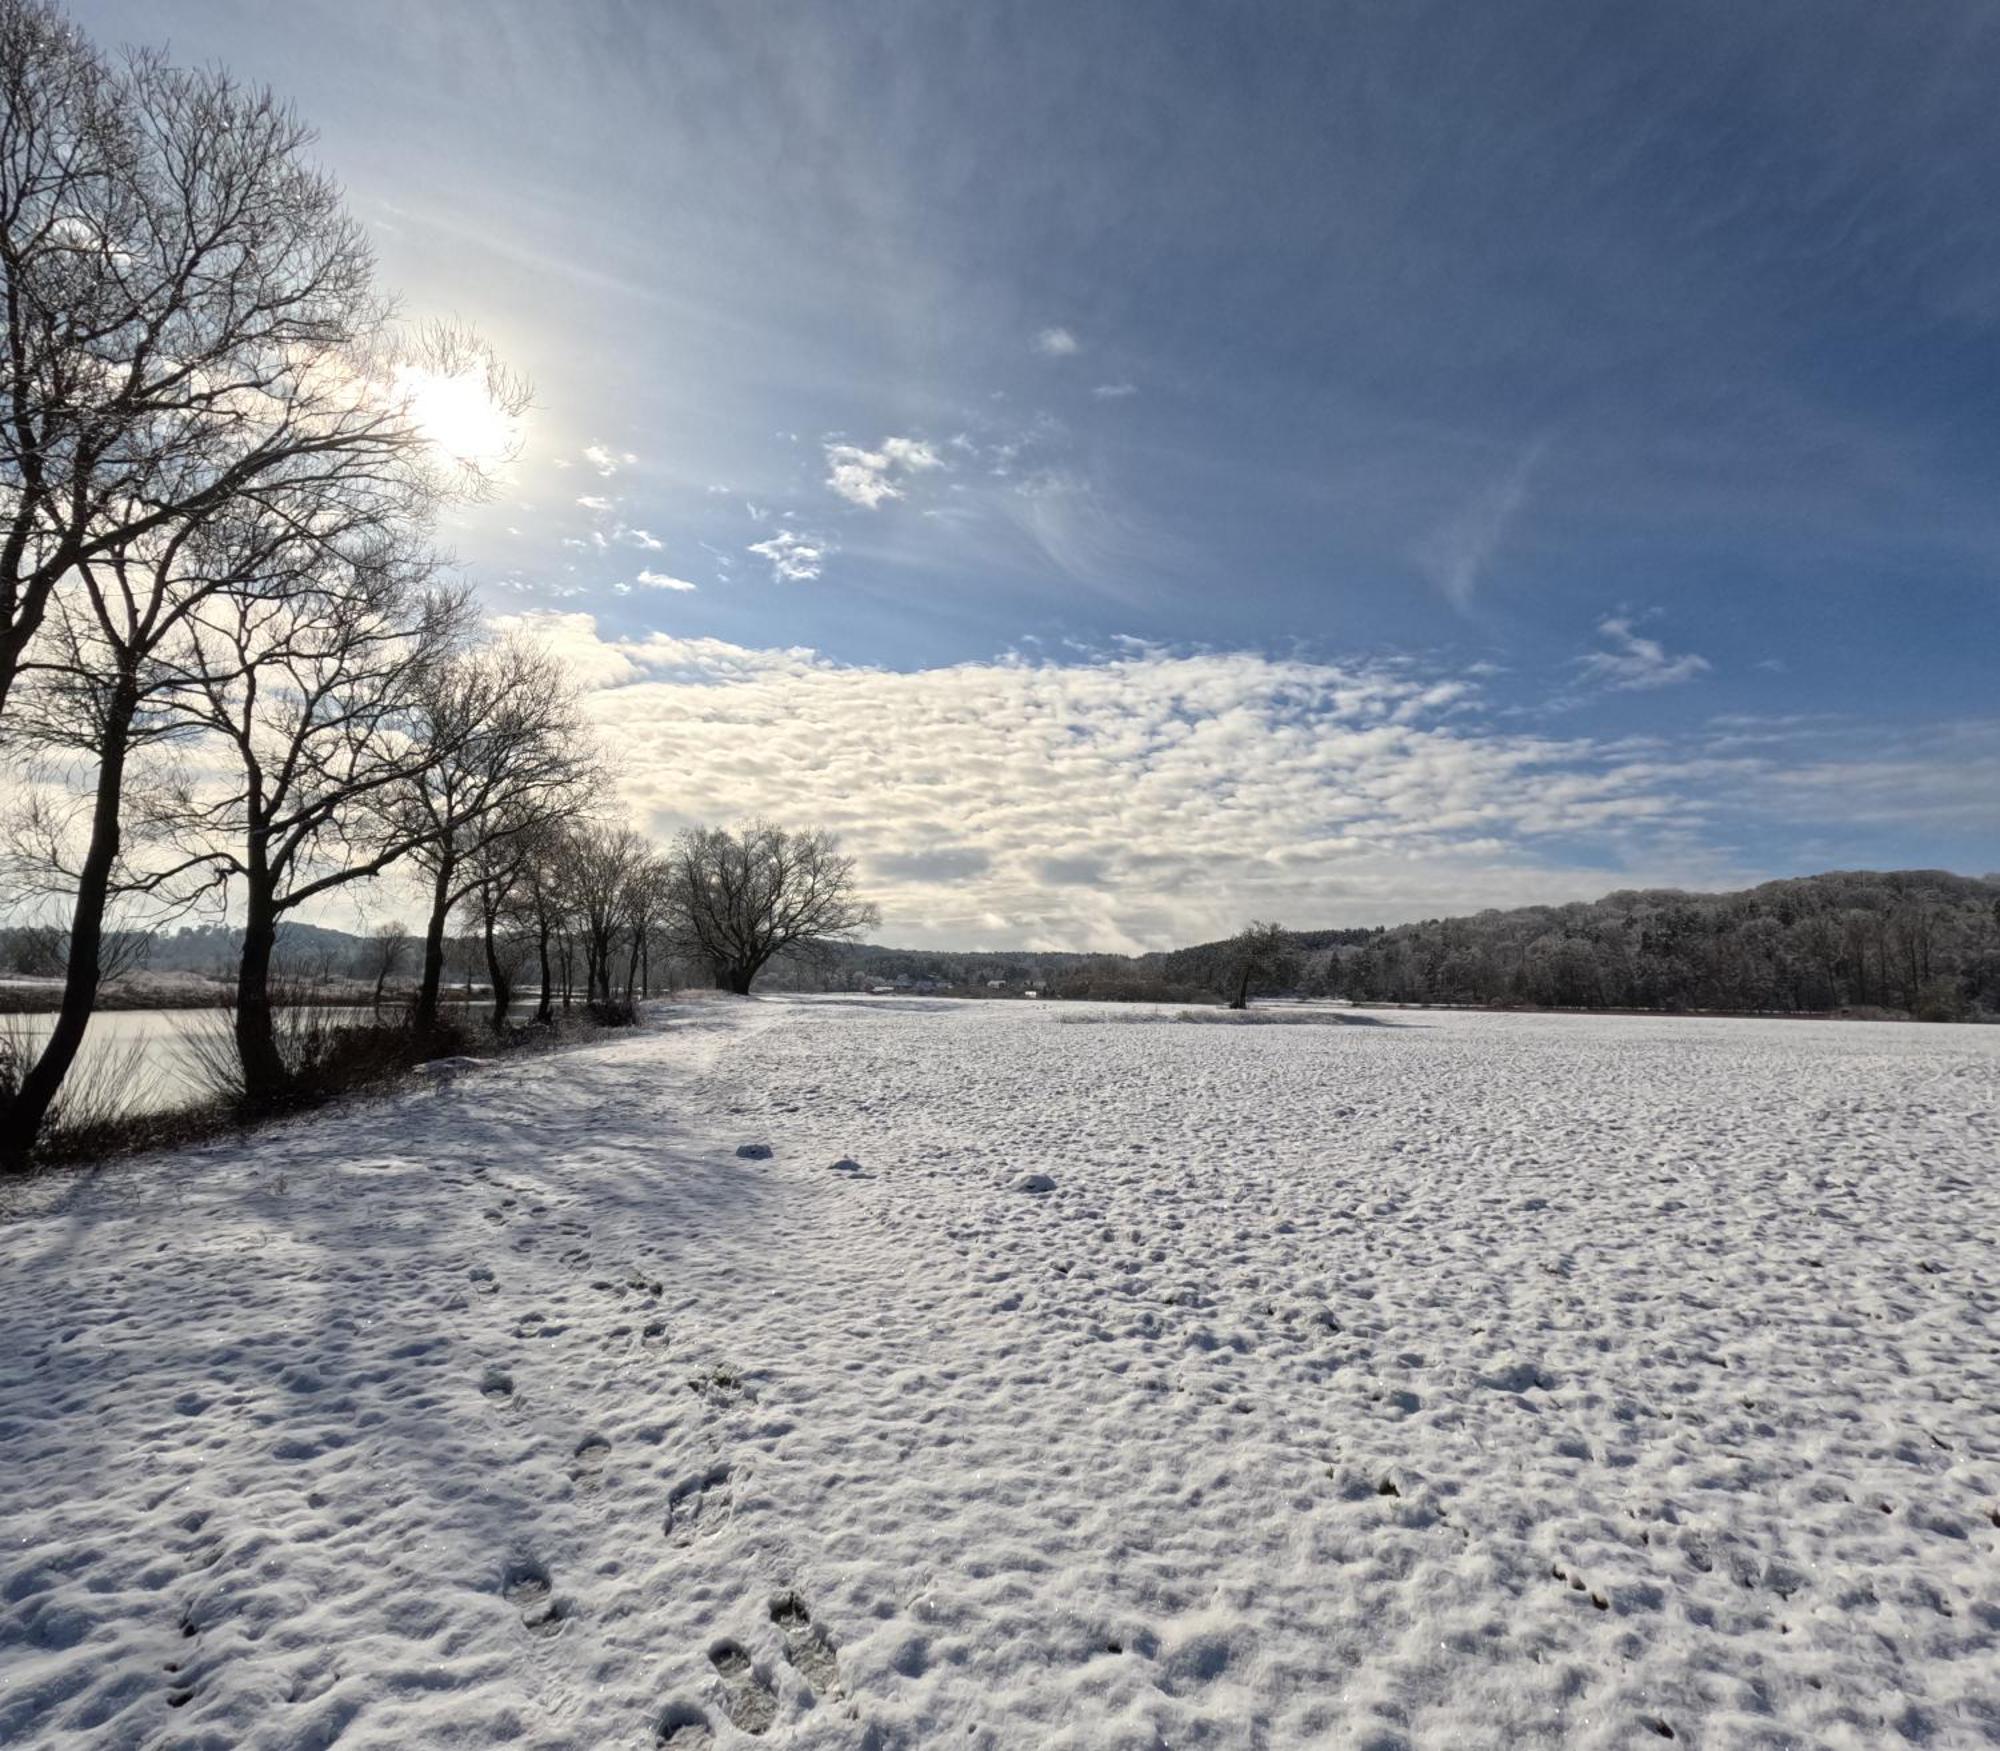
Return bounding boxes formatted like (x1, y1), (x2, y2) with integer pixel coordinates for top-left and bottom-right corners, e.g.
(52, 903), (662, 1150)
(0, 11), (512, 720)
(507, 826), (571, 1025)
(391, 639), (596, 1035)
(665, 823), (877, 997)
(622, 848), (670, 1002)
(1223, 920), (1293, 1009)
(0, 506), (290, 1157)
(357, 918), (411, 1016)
(150, 560), (470, 1103)
(466, 826), (540, 1033)
(568, 822), (646, 1009)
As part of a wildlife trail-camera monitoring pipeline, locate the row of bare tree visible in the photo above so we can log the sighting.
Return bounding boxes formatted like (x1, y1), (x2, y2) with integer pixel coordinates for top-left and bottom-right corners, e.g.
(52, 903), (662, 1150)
(0, 3), (876, 1161)
(412, 820), (878, 1033)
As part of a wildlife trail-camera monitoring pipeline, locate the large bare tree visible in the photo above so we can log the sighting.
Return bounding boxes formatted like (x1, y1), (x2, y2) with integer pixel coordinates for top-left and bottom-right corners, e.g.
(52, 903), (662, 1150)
(150, 559), (472, 1105)
(666, 823), (877, 996)
(0, 7), (482, 721)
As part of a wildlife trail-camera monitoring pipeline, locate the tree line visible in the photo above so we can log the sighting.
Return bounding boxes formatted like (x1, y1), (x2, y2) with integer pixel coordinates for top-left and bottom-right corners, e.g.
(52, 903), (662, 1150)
(0, 3), (873, 1163)
(770, 872), (2000, 1021)
(1301, 871), (2000, 1020)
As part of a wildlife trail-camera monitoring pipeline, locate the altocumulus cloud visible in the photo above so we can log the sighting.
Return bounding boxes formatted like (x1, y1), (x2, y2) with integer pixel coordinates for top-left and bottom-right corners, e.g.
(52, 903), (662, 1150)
(492, 613), (1977, 950)
(746, 529), (829, 582)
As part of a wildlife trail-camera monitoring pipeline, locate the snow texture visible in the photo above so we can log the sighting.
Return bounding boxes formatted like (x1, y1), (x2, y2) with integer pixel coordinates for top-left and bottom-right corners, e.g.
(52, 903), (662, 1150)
(2, 996), (1997, 1749)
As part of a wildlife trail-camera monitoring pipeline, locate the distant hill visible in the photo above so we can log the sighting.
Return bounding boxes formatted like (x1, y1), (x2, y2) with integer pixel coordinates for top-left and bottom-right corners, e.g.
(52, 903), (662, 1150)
(787, 870), (2000, 1018)
(1304, 869), (1999, 1020)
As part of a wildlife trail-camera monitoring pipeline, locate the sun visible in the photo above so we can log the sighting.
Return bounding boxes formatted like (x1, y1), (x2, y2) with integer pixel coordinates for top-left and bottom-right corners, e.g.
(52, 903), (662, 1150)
(397, 362), (523, 474)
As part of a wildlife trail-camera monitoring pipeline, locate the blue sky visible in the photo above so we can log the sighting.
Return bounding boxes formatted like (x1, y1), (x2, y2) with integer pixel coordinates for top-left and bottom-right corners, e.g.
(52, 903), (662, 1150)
(78, 0), (2000, 945)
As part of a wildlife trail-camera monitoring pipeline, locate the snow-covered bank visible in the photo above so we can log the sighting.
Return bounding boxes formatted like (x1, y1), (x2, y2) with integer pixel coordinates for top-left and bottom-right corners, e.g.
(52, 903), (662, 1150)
(2, 998), (1996, 1749)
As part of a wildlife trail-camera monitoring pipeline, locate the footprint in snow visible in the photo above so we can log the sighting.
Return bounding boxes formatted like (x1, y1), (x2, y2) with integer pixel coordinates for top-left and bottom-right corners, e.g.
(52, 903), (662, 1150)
(513, 1312), (567, 1339)
(664, 1463), (734, 1545)
(655, 1704), (715, 1746)
(570, 1435), (612, 1489)
(736, 1143), (773, 1160)
(479, 1367), (514, 1402)
(1549, 1562), (1609, 1610)
(468, 1266), (498, 1295)
(708, 1641), (777, 1736)
(771, 1592), (841, 1697)
(503, 1561), (569, 1637)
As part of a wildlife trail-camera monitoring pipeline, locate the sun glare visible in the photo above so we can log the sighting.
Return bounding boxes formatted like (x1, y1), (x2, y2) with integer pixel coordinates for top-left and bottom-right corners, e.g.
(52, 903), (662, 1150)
(398, 363), (522, 474)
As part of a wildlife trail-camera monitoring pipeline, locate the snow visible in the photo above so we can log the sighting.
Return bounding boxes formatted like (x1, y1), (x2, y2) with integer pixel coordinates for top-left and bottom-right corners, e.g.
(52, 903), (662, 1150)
(2, 996), (1997, 1749)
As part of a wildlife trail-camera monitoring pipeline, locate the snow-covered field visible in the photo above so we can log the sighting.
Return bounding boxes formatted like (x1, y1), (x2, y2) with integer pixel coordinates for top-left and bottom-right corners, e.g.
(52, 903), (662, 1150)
(2, 998), (1996, 1750)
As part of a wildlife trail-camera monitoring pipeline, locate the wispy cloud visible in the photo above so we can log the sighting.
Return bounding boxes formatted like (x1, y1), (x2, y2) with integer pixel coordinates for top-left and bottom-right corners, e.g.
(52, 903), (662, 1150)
(1092, 382), (1137, 398)
(1579, 616), (1711, 691)
(575, 494), (614, 513)
(1035, 326), (1081, 357)
(1414, 438), (1546, 612)
(635, 568), (698, 592)
(747, 529), (829, 582)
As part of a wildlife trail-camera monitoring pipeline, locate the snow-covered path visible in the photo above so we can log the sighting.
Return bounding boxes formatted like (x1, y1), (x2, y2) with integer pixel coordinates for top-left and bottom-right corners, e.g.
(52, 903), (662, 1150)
(2, 998), (1997, 1750)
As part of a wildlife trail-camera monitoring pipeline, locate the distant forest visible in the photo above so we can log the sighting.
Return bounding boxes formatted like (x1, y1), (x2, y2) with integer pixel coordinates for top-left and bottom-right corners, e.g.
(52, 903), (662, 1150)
(805, 869), (2000, 1021)
(1300, 869), (1999, 1020)
(6, 869), (1996, 1022)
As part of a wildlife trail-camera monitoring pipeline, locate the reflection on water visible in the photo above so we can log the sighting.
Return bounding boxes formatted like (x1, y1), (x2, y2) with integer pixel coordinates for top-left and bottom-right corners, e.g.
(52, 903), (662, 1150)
(0, 1005), (413, 1118)
(1, 1008), (222, 1117)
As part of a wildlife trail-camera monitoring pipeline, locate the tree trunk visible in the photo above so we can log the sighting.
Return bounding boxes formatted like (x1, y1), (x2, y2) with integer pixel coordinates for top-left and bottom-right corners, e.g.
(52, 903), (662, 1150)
(535, 921), (554, 1025)
(1, 676), (137, 1165)
(484, 912), (511, 1033)
(414, 857), (454, 1035)
(1228, 961), (1252, 1010)
(235, 882), (289, 1108)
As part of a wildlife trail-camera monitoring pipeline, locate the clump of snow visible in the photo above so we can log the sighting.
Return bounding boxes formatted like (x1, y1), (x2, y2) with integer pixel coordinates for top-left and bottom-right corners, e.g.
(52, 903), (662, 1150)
(1011, 1172), (1057, 1194)
(2, 997), (1997, 1747)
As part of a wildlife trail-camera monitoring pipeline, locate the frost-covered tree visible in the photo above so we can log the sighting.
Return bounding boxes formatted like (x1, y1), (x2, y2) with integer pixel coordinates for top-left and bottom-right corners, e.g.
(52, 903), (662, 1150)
(1222, 920), (1294, 1009)
(666, 823), (877, 996)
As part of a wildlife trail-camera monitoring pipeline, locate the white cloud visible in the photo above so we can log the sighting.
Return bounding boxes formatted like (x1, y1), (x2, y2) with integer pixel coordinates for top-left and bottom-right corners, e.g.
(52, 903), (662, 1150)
(491, 616), (1778, 948)
(582, 444), (618, 476)
(823, 436), (946, 509)
(621, 527), (664, 550)
(1035, 326), (1081, 356)
(747, 529), (829, 582)
(636, 569), (698, 592)
(575, 494), (613, 514)
(1579, 617), (1712, 691)
(1092, 382), (1137, 398)
(476, 614), (2000, 951)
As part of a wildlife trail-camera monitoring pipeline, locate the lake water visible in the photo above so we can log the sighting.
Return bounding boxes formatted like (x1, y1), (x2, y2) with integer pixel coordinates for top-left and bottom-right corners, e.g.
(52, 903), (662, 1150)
(0, 1009), (230, 1118)
(3, 995), (539, 1120)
